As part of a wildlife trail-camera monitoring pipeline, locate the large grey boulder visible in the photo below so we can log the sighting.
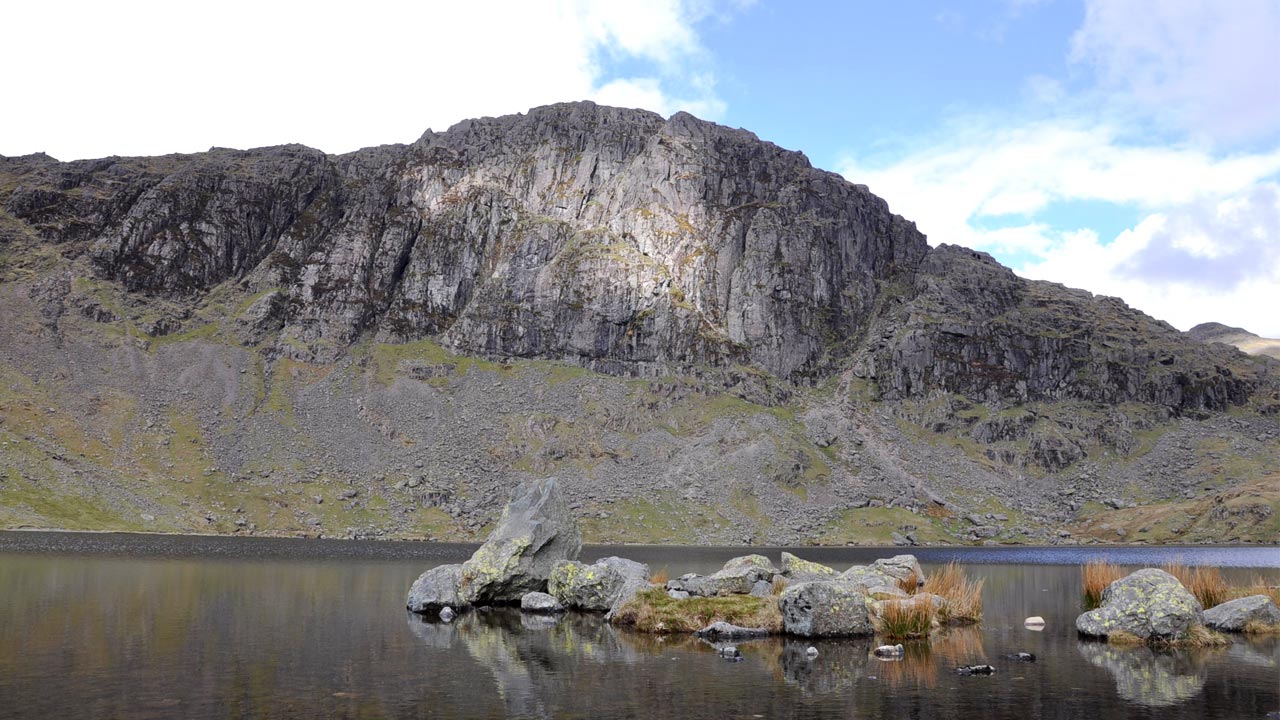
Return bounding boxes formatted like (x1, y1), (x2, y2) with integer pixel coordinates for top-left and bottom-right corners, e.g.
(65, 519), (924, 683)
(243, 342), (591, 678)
(600, 556), (652, 618)
(838, 565), (898, 590)
(779, 581), (874, 637)
(1076, 569), (1203, 641)
(549, 559), (625, 611)
(458, 477), (582, 604)
(406, 563), (470, 613)
(871, 555), (924, 587)
(1202, 595), (1280, 632)
(780, 552), (838, 582)
(676, 554), (778, 597)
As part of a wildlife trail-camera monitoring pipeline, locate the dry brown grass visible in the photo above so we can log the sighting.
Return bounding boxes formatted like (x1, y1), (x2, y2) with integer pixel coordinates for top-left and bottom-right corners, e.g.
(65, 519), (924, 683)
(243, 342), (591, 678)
(1106, 630), (1145, 646)
(1243, 620), (1280, 635)
(1162, 562), (1229, 609)
(1082, 560), (1125, 609)
(922, 562), (983, 624)
(611, 587), (783, 634)
(877, 599), (935, 640)
(770, 576), (788, 596)
(1166, 624), (1230, 648)
(897, 569), (920, 595)
(1226, 577), (1280, 606)
(649, 567), (669, 585)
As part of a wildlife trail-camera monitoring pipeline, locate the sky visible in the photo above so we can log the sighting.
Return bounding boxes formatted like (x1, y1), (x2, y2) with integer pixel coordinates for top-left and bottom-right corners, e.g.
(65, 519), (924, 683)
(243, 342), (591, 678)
(4, 0), (1279, 337)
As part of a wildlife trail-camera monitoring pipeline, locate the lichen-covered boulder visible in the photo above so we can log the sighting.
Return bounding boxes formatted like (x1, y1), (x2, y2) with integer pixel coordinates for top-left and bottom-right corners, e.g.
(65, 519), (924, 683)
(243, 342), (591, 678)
(520, 591), (564, 613)
(779, 581), (874, 637)
(781, 552), (837, 582)
(1075, 569), (1203, 641)
(458, 477), (582, 604)
(549, 560), (625, 611)
(871, 555), (924, 587)
(547, 555), (651, 614)
(1202, 595), (1280, 632)
(406, 563), (471, 613)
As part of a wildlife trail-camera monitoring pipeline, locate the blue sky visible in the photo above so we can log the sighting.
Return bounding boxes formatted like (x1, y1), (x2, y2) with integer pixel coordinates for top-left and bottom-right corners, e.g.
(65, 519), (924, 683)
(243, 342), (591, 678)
(3, 0), (1279, 336)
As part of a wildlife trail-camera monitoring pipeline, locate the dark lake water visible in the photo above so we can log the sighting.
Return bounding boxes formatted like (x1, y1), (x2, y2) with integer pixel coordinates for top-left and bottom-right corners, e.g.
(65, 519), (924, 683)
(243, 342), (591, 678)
(1, 532), (1277, 720)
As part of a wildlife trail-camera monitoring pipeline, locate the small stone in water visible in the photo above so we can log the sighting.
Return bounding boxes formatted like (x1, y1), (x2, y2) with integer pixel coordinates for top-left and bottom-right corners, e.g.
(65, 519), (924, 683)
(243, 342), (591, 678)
(439, 607), (456, 622)
(806, 646), (819, 658)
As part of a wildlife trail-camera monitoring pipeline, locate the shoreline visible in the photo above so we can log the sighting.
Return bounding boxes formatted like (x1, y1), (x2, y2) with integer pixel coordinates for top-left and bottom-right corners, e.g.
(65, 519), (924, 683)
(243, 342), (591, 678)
(2, 528), (1279, 568)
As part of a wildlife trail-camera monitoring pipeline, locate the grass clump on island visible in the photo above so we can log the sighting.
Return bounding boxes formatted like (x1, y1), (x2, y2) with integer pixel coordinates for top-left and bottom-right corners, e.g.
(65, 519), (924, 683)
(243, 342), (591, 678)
(922, 562), (984, 624)
(877, 600), (935, 640)
(612, 587), (783, 634)
(1161, 562), (1229, 609)
(875, 562), (984, 640)
(1082, 560), (1126, 610)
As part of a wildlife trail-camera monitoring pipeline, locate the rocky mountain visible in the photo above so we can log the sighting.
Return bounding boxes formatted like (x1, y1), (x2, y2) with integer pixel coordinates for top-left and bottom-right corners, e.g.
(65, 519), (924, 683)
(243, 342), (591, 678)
(1, 101), (1277, 546)
(1188, 322), (1280, 361)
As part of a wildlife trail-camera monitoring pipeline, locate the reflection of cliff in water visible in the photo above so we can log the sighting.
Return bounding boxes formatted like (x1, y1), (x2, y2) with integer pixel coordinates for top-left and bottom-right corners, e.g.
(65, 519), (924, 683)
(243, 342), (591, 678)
(1077, 642), (1220, 708)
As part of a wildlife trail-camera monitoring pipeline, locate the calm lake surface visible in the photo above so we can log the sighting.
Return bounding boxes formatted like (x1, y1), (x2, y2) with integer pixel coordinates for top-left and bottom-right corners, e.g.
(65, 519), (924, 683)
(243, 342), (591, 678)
(1, 533), (1277, 720)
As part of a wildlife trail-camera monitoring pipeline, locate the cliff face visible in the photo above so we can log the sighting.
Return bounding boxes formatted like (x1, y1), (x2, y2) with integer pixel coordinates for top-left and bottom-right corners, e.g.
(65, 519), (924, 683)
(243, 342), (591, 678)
(4, 103), (927, 381)
(1, 102), (1277, 544)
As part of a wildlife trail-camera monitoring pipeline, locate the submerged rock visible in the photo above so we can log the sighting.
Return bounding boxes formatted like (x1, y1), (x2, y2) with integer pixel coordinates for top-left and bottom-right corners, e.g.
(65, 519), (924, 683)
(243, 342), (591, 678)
(459, 477), (582, 604)
(1202, 595), (1280, 632)
(873, 644), (904, 658)
(1075, 569), (1202, 641)
(955, 664), (996, 675)
(779, 581), (874, 637)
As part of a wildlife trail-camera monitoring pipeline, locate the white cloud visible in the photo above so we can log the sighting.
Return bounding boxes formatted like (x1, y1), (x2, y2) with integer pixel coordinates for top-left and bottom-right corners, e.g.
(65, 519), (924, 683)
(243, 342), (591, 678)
(1071, 0), (1280, 145)
(841, 125), (1280, 336)
(0, 0), (729, 160)
(1019, 185), (1280, 337)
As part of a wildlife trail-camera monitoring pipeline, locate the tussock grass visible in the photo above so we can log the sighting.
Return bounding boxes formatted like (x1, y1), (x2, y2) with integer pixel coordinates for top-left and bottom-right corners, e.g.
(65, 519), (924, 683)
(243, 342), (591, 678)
(1227, 577), (1280, 606)
(878, 600), (935, 640)
(1162, 562), (1229, 609)
(1106, 630), (1145, 646)
(1242, 620), (1280, 635)
(1163, 624), (1230, 648)
(649, 567), (669, 585)
(770, 576), (788, 596)
(897, 569), (920, 595)
(1082, 560), (1125, 609)
(611, 587), (782, 634)
(922, 562), (983, 624)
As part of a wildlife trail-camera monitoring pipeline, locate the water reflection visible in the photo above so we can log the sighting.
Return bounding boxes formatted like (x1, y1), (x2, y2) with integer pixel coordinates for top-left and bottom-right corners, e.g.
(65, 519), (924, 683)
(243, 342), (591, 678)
(2, 534), (1278, 720)
(1077, 641), (1223, 708)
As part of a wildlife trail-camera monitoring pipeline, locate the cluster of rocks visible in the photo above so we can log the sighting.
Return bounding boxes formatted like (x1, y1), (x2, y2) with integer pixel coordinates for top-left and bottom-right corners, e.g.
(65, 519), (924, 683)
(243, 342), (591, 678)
(407, 478), (649, 618)
(408, 477), (964, 643)
(1075, 568), (1280, 642)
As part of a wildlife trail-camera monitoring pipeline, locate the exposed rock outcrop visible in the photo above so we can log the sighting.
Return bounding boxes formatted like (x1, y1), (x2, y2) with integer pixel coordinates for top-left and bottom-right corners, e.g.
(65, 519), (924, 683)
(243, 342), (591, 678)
(1075, 569), (1203, 641)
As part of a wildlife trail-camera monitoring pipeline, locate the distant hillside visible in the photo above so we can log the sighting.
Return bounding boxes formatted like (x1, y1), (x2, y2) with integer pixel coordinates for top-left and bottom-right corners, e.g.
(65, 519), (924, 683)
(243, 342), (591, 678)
(1, 101), (1278, 545)
(1188, 323), (1280, 360)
